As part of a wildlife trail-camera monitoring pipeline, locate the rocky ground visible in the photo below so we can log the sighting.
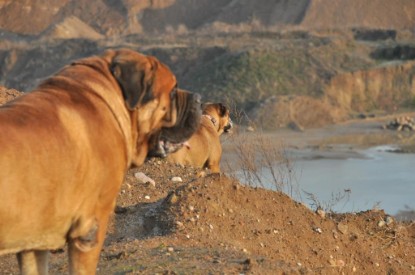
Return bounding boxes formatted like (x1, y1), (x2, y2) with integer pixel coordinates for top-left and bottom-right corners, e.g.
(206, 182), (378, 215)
(1, 87), (415, 274)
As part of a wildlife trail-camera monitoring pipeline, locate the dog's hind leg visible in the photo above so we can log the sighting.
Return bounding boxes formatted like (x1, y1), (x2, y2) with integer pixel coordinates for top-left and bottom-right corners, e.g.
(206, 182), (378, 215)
(17, 250), (49, 275)
(67, 209), (113, 274)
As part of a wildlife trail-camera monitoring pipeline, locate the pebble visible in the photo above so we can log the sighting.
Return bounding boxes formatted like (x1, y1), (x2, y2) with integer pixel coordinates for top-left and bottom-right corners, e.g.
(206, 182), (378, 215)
(314, 227), (323, 234)
(337, 223), (348, 234)
(378, 220), (386, 227)
(134, 172), (156, 187)
(385, 216), (394, 225)
(336, 260), (345, 267)
(167, 247), (174, 252)
(317, 209), (326, 218)
(168, 193), (179, 204)
(171, 176), (183, 182)
(144, 195), (150, 200)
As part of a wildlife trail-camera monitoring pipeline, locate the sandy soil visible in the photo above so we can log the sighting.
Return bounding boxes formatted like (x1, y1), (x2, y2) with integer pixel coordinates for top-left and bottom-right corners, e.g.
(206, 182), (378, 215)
(0, 87), (415, 274)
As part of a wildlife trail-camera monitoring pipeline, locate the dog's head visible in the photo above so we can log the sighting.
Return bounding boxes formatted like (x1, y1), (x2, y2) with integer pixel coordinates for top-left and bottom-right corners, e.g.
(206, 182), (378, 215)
(104, 49), (201, 166)
(202, 102), (233, 135)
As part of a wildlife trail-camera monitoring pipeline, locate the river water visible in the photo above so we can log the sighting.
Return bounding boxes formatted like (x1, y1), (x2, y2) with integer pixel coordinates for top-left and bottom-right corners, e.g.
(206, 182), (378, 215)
(295, 146), (415, 215)
(236, 145), (415, 215)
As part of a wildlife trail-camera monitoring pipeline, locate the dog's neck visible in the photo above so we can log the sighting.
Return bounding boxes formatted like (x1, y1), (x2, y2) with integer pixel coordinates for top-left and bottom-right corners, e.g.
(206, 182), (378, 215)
(73, 60), (133, 166)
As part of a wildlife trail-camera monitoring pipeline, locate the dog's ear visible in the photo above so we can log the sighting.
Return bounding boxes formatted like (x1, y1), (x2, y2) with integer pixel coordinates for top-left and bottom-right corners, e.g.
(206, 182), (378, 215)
(111, 57), (155, 110)
(218, 103), (229, 117)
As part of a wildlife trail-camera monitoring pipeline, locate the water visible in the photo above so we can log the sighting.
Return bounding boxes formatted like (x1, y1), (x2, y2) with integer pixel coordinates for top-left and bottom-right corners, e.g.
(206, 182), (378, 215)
(295, 146), (415, 215)
(239, 146), (415, 215)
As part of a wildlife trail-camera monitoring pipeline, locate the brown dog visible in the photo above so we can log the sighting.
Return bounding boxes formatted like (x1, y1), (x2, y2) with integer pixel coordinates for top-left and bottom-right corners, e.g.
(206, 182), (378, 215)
(165, 103), (232, 173)
(0, 48), (200, 274)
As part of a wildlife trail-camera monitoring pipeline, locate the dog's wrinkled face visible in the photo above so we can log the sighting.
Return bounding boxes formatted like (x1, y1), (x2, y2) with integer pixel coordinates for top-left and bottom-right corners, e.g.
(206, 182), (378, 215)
(109, 49), (201, 165)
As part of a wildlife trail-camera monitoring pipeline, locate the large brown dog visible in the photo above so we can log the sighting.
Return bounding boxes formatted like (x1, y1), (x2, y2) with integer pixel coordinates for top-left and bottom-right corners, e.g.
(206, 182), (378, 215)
(165, 103), (232, 173)
(0, 48), (200, 274)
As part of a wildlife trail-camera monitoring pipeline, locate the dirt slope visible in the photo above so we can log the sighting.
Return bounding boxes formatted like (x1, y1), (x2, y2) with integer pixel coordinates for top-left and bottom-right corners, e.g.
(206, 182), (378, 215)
(302, 0), (415, 30)
(1, 0), (414, 37)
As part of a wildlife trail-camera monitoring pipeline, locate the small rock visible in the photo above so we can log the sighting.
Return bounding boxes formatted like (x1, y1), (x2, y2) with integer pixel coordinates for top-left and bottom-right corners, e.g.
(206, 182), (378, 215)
(317, 209), (326, 218)
(144, 195), (150, 200)
(336, 259), (345, 267)
(134, 172), (156, 186)
(167, 193), (179, 204)
(337, 223), (348, 234)
(374, 262), (380, 267)
(385, 216), (394, 225)
(378, 220), (386, 227)
(188, 205), (195, 211)
(314, 227), (323, 234)
(197, 171), (206, 178)
(167, 247), (174, 252)
(171, 176), (183, 182)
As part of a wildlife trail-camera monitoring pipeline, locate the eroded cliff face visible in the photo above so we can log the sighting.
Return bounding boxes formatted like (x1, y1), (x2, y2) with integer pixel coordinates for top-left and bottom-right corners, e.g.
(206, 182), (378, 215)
(325, 61), (415, 113)
(251, 61), (415, 130)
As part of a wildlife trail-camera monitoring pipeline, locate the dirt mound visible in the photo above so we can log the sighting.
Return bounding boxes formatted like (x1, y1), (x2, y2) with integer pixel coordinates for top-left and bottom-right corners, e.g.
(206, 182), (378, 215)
(42, 16), (104, 40)
(1, 0), (414, 37)
(22, 160), (415, 273)
(0, 0), (126, 36)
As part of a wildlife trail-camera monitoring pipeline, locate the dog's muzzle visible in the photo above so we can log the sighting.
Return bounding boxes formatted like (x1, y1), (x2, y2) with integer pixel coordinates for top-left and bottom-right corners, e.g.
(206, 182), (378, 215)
(224, 118), (233, 133)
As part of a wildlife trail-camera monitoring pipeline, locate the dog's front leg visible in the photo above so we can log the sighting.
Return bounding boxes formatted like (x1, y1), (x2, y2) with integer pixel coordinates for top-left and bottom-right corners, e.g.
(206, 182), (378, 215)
(17, 250), (49, 275)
